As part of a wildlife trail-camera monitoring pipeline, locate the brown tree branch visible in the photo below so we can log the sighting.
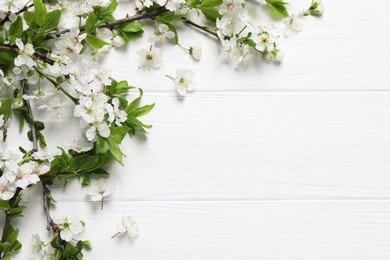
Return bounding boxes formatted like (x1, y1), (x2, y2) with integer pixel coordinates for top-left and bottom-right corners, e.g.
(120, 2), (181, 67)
(54, 7), (167, 37)
(0, 3), (34, 27)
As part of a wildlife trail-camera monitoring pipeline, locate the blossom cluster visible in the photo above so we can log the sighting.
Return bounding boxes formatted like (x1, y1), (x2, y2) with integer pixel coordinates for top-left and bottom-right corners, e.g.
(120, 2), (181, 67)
(0, 142), (50, 200)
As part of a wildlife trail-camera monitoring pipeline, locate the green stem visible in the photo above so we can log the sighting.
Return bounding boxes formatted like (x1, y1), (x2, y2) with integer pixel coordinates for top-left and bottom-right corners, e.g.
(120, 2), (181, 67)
(183, 19), (219, 39)
(33, 66), (79, 105)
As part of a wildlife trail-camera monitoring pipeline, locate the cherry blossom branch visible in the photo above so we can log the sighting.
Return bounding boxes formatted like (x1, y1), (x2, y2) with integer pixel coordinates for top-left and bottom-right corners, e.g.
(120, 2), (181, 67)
(33, 67), (79, 105)
(183, 19), (219, 38)
(0, 45), (55, 66)
(42, 183), (59, 232)
(54, 6), (167, 37)
(0, 3), (34, 27)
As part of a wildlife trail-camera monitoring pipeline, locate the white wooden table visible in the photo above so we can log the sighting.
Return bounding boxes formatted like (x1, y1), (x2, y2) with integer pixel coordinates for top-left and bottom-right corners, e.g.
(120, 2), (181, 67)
(9, 0), (390, 259)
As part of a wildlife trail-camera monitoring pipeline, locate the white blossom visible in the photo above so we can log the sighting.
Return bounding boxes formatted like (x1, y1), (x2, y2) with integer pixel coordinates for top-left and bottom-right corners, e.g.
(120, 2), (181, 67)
(55, 214), (85, 242)
(14, 39), (35, 67)
(85, 123), (110, 141)
(136, 47), (162, 71)
(38, 96), (67, 119)
(284, 13), (303, 37)
(117, 214), (140, 238)
(29, 234), (53, 258)
(87, 0), (111, 7)
(189, 42), (202, 60)
(156, 0), (185, 12)
(0, 0), (25, 13)
(219, 0), (244, 18)
(70, 137), (93, 153)
(86, 178), (115, 205)
(4, 162), (40, 189)
(135, 0), (154, 9)
(107, 98), (127, 126)
(48, 52), (74, 75)
(112, 35), (125, 48)
(169, 69), (196, 96)
(32, 149), (53, 160)
(0, 114), (4, 128)
(0, 176), (16, 201)
(30, 161), (51, 176)
(254, 32), (276, 52)
(148, 24), (175, 44)
(56, 28), (87, 55)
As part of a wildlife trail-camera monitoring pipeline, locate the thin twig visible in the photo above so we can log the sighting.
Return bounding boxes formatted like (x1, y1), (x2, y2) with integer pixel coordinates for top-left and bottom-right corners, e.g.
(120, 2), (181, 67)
(0, 45), (55, 66)
(42, 183), (58, 232)
(54, 7), (167, 37)
(183, 19), (219, 38)
(23, 85), (39, 152)
(0, 3), (34, 27)
(33, 66), (79, 104)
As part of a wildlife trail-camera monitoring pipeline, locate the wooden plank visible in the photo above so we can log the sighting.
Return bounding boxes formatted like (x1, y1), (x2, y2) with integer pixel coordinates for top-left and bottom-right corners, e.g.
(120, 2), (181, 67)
(13, 92), (390, 202)
(13, 200), (390, 259)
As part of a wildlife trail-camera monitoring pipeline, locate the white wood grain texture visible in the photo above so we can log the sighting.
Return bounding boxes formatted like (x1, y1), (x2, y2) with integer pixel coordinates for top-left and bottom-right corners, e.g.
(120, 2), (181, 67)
(11, 201), (390, 260)
(12, 92), (390, 203)
(105, 0), (390, 92)
(5, 0), (390, 259)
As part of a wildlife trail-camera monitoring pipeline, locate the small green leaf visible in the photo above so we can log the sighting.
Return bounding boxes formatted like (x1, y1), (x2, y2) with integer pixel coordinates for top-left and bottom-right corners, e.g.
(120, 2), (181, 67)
(265, 0), (289, 18)
(43, 10), (61, 31)
(0, 96), (14, 122)
(85, 12), (99, 34)
(158, 11), (186, 23)
(33, 0), (47, 26)
(200, 6), (221, 22)
(0, 200), (11, 210)
(85, 34), (110, 49)
(107, 139), (124, 165)
(200, 0), (222, 7)
(23, 12), (36, 27)
(0, 49), (16, 65)
(121, 22), (143, 32)
(128, 104), (155, 118)
(9, 16), (23, 45)
(109, 126), (130, 144)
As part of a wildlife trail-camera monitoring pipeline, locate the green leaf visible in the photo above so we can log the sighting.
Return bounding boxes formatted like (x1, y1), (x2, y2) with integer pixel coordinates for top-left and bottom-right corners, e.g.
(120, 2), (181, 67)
(200, 6), (221, 22)
(121, 22), (143, 32)
(85, 34), (110, 49)
(128, 104), (155, 118)
(9, 16), (23, 45)
(43, 10), (61, 31)
(265, 0), (289, 18)
(126, 89), (143, 112)
(0, 200), (11, 210)
(200, 0), (222, 7)
(23, 12), (36, 27)
(109, 126), (130, 144)
(85, 12), (98, 34)
(33, 0), (47, 26)
(107, 138), (124, 165)
(117, 28), (144, 43)
(63, 243), (78, 257)
(158, 11), (186, 23)
(71, 155), (100, 171)
(0, 96), (14, 122)
(0, 50), (16, 65)
(107, 80), (135, 97)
